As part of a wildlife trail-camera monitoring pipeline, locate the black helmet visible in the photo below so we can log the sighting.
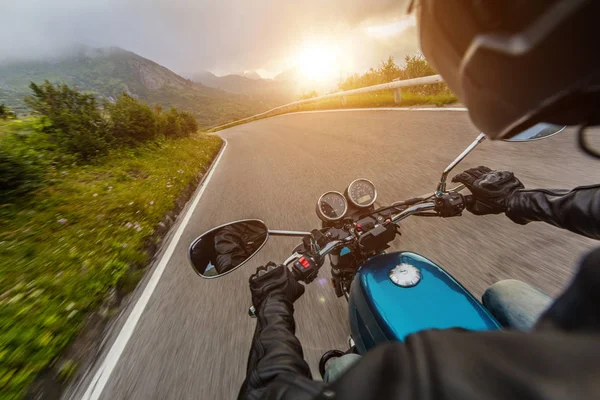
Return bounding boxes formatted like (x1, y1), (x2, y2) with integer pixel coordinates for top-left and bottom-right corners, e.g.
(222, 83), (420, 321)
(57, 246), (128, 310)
(416, 0), (600, 140)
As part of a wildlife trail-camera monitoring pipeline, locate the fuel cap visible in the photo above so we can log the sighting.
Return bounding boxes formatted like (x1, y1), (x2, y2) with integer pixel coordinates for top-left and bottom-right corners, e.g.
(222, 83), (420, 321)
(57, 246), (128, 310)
(389, 263), (421, 287)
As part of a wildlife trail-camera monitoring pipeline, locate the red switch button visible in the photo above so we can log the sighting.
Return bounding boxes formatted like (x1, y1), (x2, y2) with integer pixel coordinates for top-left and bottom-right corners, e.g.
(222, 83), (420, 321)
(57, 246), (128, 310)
(299, 257), (310, 268)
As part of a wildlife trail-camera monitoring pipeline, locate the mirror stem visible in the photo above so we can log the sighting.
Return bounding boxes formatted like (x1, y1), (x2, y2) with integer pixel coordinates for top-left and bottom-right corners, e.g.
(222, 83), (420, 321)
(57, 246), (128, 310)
(268, 230), (312, 237)
(436, 133), (486, 196)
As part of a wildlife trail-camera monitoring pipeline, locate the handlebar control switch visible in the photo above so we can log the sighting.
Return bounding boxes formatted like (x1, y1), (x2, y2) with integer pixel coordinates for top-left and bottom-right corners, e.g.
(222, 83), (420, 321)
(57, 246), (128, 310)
(292, 255), (320, 283)
(435, 192), (466, 217)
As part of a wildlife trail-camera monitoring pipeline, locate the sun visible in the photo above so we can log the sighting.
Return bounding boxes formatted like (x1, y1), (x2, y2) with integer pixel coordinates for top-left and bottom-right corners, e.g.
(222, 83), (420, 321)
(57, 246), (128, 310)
(294, 42), (339, 82)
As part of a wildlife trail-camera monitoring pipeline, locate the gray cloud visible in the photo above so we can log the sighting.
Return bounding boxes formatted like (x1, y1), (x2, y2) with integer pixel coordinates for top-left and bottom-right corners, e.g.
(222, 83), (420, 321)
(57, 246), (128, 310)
(1, 0), (418, 76)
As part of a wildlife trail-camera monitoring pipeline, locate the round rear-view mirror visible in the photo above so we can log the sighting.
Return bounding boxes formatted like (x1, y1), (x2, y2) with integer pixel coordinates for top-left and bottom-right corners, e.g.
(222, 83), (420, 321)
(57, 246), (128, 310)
(188, 219), (268, 279)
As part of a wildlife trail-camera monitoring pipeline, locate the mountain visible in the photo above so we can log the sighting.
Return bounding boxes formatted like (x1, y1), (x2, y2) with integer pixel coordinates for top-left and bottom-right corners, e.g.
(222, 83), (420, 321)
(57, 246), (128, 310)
(0, 46), (268, 129)
(190, 71), (298, 106)
(242, 71), (262, 80)
(274, 68), (299, 82)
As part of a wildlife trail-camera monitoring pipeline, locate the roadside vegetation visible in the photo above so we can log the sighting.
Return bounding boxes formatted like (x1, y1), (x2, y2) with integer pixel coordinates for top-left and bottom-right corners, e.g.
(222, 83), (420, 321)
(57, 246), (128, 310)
(0, 104), (17, 120)
(0, 82), (221, 399)
(209, 55), (457, 132)
(308, 54), (457, 108)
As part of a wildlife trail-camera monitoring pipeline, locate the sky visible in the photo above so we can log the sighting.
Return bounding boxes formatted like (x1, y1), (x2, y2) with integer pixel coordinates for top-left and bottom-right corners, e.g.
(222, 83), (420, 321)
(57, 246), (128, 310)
(1, 0), (420, 81)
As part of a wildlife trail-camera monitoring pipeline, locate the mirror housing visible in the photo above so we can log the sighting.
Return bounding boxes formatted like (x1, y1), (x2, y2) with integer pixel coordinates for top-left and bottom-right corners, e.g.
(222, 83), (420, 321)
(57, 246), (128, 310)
(502, 123), (566, 142)
(578, 126), (600, 158)
(188, 220), (268, 279)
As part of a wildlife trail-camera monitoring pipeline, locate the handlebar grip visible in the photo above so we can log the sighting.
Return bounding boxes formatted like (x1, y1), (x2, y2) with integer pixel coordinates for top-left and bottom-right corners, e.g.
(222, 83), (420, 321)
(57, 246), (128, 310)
(464, 194), (475, 208)
(290, 265), (303, 281)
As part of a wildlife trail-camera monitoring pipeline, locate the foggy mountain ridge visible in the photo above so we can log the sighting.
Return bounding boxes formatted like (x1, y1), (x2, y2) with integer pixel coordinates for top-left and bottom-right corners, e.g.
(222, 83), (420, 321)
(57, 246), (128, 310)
(189, 70), (299, 105)
(191, 66), (340, 105)
(0, 44), (268, 128)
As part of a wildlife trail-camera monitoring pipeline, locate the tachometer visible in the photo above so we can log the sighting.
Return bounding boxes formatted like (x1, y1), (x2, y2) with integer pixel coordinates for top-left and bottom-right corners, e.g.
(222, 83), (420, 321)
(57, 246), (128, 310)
(346, 179), (377, 208)
(316, 191), (348, 222)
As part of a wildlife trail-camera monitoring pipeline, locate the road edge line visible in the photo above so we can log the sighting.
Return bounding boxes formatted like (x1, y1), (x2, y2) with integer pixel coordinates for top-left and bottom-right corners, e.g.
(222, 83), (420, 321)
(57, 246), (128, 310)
(80, 138), (228, 400)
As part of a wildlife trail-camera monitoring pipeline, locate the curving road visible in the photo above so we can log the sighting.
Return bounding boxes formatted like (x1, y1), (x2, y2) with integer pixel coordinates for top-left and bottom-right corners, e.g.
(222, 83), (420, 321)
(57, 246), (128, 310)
(70, 110), (598, 400)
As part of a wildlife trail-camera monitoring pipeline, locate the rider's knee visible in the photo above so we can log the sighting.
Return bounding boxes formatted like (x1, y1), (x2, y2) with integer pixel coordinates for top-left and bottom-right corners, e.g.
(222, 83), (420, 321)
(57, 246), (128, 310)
(482, 279), (526, 308)
(483, 279), (552, 330)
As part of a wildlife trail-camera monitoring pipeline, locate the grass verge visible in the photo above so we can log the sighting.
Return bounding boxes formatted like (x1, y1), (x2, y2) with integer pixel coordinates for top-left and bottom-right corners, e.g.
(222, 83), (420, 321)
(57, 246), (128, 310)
(0, 132), (222, 399)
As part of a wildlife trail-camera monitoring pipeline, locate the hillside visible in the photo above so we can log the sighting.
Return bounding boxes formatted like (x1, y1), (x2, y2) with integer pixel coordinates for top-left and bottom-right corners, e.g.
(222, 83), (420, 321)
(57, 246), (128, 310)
(191, 71), (297, 106)
(0, 46), (268, 128)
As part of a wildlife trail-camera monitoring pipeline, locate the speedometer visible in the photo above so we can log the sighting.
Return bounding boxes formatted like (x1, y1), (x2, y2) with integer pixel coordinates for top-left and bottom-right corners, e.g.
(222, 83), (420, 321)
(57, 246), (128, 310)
(347, 179), (377, 208)
(316, 191), (348, 222)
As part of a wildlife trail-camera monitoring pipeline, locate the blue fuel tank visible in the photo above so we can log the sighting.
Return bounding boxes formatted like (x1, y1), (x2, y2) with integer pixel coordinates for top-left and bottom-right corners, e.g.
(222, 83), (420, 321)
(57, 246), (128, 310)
(348, 251), (501, 353)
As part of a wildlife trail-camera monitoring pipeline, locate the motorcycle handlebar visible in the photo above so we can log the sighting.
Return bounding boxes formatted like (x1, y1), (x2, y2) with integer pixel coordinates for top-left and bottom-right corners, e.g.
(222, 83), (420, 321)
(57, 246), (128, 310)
(464, 194), (475, 208)
(390, 202), (436, 223)
(286, 192), (472, 284)
(252, 191), (474, 314)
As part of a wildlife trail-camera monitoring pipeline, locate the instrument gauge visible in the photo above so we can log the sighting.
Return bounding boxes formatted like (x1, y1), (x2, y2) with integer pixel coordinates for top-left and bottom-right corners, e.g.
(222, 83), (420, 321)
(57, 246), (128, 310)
(347, 179), (377, 208)
(316, 191), (348, 222)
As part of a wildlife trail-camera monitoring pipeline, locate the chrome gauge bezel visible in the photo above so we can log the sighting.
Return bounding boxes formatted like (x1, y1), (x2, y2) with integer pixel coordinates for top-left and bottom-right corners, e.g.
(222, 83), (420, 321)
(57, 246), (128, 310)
(347, 178), (377, 208)
(316, 191), (348, 222)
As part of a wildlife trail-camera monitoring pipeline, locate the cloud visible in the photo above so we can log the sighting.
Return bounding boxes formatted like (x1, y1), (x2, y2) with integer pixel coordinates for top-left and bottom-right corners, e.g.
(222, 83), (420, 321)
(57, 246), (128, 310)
(0, 0), (418, 76)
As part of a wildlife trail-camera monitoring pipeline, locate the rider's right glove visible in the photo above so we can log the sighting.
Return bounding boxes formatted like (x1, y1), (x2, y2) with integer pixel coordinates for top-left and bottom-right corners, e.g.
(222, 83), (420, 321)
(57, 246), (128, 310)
(452, 166), (524, 215)
(249, 262), (305, 311)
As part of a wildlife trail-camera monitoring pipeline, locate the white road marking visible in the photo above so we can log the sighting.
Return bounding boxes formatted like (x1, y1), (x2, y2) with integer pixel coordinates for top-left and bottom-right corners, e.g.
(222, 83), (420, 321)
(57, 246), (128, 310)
(81, 139), (229, 400)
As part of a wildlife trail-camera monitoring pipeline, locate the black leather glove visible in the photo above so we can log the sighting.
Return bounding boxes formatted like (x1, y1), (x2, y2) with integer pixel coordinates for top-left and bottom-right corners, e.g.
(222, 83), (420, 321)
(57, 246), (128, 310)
(452, 166), (524, 215)
(249, 262), (305, 310)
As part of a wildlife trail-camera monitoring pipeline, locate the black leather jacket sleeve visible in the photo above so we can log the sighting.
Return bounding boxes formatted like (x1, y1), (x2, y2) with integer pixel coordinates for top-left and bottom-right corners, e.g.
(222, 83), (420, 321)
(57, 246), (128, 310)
(238, 295), (322, 400)
(506, 185), (600, 240)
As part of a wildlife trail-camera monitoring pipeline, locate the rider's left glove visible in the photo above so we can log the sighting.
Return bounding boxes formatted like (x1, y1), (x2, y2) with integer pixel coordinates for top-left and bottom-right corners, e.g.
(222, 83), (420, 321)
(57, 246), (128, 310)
(249, 262), (305, 310)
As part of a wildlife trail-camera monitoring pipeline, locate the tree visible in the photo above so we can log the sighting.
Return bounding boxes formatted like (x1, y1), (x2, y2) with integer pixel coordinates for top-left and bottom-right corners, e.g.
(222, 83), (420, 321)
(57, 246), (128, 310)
(380, 56), (401, 83)
(401, 55), (437, 79)
(0, 103), (16, 120)
(25, 81), (110, 160)
(400, 55), (448, 95)
(158, 107), (184, 138)
(179, 111), (198, 135)
(108, 94), (157, 145)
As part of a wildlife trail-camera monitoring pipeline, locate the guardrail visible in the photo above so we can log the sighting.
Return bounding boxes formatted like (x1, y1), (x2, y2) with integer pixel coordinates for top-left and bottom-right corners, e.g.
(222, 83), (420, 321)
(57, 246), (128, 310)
(209, 74), (444, 132)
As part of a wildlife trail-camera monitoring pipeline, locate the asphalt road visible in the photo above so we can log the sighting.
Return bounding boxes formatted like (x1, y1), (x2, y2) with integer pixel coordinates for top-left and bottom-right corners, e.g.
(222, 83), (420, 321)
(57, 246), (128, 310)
(73, 110), (598, 400)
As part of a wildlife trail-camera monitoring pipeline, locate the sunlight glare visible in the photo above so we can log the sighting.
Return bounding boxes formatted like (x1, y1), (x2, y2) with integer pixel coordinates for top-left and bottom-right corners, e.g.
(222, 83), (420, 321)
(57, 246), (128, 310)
(294, 42), (339, 82)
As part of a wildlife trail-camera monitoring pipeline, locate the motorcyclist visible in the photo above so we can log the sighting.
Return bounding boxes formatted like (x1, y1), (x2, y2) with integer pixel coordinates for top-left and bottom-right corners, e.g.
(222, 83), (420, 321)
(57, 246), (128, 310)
(239, 1), (600, 399)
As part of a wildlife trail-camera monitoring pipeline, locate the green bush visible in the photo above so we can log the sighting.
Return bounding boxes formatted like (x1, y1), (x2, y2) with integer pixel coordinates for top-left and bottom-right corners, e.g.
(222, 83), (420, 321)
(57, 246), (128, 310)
(0, 103), (16, 119)
(108, 94), (158, 145)
(25, 81), (111, 160)
(156, 107), (198, 138)
(0, 131), (45, 202)
(157, 107), (183, 138)
(179, 111), (199, 135)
